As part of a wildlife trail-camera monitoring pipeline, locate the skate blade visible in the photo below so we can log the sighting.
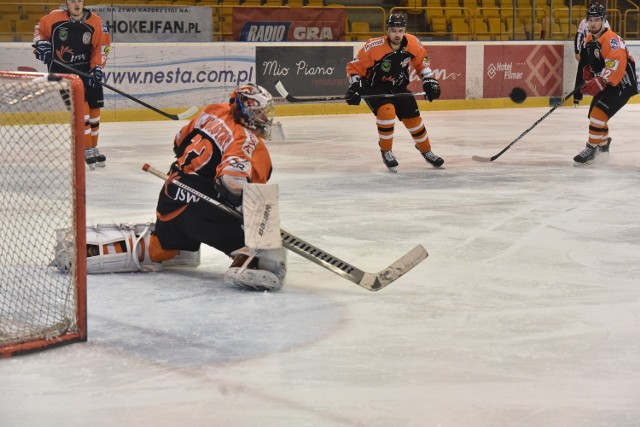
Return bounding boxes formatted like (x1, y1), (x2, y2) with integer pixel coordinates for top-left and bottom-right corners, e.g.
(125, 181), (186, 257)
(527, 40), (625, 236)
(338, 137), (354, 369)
(96, 162), (106, 168)
(387, 166), (398, 173)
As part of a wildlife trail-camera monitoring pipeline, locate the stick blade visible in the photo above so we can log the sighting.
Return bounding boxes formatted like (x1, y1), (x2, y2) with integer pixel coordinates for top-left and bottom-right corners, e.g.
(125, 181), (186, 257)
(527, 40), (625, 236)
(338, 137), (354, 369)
(471, 155), (494, 163)
(177, 106), (199, 120)
(274, 80), (289, 98)
(359, 245), (428, 291)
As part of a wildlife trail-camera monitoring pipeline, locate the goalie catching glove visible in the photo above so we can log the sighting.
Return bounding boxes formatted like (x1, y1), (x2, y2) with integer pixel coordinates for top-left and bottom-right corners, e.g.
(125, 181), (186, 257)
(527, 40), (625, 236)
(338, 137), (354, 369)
(423, 77), (441, 102)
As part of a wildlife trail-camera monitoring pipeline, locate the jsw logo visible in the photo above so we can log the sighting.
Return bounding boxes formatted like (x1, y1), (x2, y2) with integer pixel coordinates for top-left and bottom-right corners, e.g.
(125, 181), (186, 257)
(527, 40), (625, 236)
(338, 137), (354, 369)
(174, 188), (200, 203)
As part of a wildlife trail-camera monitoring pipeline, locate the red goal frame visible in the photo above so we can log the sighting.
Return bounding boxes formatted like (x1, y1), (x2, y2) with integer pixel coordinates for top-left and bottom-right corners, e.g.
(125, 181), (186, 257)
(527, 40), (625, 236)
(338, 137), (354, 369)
(0, 71), (87, 358)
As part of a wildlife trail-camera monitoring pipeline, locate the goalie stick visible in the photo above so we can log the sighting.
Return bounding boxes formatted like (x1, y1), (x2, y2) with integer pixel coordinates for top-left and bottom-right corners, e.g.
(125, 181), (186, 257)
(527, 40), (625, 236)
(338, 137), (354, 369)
(52, 59), (199, 121)
(471, 85), (583, 163)
(142, 163), (428, 291)
(274, 80), (425, 103)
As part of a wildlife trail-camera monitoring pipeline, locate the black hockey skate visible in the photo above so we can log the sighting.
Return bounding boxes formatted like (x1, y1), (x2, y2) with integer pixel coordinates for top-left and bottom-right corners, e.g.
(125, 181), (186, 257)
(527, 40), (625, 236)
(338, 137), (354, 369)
(85, 148), (106, 170)
(381, 150), (399, 173)
(573, 143), (597, 165)
(598, 137), (612, 153)
(420, 149), (445, 169)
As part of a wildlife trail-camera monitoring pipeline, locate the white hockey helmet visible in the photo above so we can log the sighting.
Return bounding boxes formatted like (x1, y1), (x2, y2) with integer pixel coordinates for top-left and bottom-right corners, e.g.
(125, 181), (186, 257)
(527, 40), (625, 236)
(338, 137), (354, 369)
(230, 84), (274, 135)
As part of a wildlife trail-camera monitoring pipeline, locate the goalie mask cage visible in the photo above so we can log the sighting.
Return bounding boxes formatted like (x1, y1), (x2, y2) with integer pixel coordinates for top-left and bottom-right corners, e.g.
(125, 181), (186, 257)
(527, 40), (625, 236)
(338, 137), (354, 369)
(0, 71), (87, 358)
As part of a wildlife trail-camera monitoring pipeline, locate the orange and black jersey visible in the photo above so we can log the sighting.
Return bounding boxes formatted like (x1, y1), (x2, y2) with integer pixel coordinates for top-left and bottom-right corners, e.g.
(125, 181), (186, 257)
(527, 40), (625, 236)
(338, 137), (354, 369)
(157, 103), (273, 219)
(586, 28), (637, 93)
(35, 9), (110, 75)
(347, 34), (432, 91)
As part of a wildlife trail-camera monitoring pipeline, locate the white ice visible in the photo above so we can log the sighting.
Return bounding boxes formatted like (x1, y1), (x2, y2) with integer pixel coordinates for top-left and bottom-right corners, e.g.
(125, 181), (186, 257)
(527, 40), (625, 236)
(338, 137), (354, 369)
(2, 104), (640, 427)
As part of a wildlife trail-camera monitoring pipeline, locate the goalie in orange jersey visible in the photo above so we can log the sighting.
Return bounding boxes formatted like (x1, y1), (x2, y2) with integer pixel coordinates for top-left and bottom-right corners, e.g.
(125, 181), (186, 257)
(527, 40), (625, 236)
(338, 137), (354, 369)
(52, 85), (287, 292)
(33, 0), (111, 170)
(572, 2), (637, 166)
(346, 12), (444, 172)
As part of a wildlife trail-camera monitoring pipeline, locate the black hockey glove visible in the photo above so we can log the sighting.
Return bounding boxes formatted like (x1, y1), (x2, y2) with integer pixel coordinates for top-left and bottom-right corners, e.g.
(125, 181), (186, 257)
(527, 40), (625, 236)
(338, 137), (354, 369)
(346, 80), (362, 106)
(87, 66), (103, 88)
(33, 41), (52, 65)
(214, 177), (243, 211)
(423, 77), (441, 102)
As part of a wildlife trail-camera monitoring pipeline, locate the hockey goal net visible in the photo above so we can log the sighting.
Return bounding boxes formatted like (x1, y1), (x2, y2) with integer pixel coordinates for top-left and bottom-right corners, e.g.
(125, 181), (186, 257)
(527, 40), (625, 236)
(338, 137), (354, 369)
(0, 71), (87, 358)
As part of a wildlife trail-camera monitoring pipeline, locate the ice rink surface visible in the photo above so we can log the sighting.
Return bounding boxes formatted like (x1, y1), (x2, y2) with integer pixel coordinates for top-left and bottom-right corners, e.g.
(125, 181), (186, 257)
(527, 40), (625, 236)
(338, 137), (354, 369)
(2, 103), (640, 427)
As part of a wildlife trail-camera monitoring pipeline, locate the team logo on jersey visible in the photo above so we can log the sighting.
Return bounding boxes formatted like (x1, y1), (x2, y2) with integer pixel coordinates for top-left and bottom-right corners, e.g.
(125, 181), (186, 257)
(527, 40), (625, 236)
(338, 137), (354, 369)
(610, 37), (619, 50)
(381, 60), (391, 72)
(83, 32), (91, 45)
(59, 29), (68, 41)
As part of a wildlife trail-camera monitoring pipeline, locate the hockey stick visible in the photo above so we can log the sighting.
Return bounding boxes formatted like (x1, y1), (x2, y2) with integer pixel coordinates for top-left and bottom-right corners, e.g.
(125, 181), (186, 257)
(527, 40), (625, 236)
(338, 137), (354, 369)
(471, 85), (583, 162)
(52, 59), (199, 121)
(274, 80), (425, 103)
(142, 163), (427, 291)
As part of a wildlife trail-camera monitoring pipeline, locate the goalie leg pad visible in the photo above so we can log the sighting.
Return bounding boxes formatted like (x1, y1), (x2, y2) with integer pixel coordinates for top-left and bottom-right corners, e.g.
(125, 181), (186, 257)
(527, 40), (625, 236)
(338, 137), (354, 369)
(85, 223), (161, 273)
(224, 247), (287, 291)
(52, 223), (202, 274)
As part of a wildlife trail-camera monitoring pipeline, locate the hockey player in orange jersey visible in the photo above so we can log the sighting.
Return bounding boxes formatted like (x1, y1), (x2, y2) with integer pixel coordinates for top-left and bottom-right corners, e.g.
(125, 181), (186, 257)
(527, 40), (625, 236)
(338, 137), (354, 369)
(346, 12), (444, 172)
(33, 0), (111, 170)
(52, 85), (287, 292)
(573, 2), (637, 165)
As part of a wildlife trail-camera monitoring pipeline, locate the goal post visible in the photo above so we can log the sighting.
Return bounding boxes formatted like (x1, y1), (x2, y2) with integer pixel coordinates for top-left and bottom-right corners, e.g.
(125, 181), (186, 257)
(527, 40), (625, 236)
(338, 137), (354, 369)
(0, 71), (87, 358)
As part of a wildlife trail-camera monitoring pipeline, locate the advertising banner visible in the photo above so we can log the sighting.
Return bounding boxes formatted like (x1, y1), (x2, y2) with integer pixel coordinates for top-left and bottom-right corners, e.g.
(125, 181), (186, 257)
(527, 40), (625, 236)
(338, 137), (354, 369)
(483, 44), (564, 98)
(232, 8), (346, 42)
(628, 45), (640, 93)
(406, 45), (467, 100)
(256, 46), (353, 99)
(89, 5), (213, 42)
(4, 44), (255, 110)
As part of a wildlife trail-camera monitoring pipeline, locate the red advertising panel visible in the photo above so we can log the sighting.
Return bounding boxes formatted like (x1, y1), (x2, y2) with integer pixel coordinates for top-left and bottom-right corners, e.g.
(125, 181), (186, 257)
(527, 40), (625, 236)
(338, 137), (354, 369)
(484, 44), (564, 98)
(406, 45), (466, 100)
(232, 7), (346, 42)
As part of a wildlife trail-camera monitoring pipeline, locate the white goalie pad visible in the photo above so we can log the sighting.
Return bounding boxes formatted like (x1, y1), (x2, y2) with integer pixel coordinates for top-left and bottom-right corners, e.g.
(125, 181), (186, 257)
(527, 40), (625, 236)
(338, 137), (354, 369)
(51, 223), (200, 274)
(242, 183), (281, 250)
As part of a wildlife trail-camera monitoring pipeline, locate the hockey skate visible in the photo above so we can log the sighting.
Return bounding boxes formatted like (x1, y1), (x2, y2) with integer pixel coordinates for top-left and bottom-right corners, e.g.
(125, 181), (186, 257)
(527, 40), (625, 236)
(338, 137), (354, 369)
(420, 149), (445, 169)
(224, 247), (286, 292)
(573, 142), (598, 166)
(380, 150), (399, 172)
(598, 137), (612, 153)
(85, 148), (106, 170)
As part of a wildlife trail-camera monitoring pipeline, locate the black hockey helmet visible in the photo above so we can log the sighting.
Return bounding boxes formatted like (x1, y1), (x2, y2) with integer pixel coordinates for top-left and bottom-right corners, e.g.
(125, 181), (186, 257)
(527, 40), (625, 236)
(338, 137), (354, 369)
(586, 2), (606, 19)
(386, 12), (407, 29)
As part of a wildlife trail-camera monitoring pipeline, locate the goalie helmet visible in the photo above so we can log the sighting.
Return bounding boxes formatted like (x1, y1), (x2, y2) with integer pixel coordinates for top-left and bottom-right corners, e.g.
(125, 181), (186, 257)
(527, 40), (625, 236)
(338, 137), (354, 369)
(386, 12), (407, 29)
(586, 2), (606, 19)
(230, 84), (274, 135)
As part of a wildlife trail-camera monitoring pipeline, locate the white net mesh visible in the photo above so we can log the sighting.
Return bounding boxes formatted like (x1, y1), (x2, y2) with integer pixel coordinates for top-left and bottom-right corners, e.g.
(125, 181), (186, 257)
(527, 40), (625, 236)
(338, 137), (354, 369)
(0, 73), (84, 353)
